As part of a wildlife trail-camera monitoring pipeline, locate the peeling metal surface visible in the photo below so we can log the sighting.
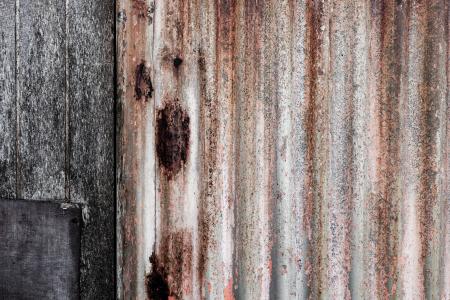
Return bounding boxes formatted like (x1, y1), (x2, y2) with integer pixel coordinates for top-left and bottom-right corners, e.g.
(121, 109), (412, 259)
(117, 0), (449, 299)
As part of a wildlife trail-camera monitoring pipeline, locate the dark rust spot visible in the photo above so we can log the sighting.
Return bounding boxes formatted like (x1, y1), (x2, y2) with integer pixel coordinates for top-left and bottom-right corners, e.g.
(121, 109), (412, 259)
(146, 253), (169, 300)
(135, 61), (153, 101)
(156, 100), (190, 178)
(173, 57), (183, 69)
(147, 231), (193, 299)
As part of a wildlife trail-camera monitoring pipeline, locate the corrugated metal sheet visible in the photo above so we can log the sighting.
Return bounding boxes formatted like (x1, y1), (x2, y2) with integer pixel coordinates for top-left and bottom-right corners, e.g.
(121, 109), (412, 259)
(117, 0), (449, 299)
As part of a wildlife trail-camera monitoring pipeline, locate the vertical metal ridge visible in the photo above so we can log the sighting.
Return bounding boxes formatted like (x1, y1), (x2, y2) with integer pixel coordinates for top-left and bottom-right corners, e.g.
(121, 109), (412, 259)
(196, 1), (237, 299)
(443, 3), (450, 298)
(348, 1), (370, 298)
(116, 0), (154, 298)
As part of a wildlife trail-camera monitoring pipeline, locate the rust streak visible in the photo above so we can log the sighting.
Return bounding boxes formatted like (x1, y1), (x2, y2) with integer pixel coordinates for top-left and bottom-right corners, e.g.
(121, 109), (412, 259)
(151, 230), (193, 299)
(303, 0), (326, 297)
(374, 0), (405, 297)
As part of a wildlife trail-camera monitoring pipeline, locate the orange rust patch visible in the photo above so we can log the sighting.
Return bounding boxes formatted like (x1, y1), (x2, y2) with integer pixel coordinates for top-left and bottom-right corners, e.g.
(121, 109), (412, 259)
(224, 277), (234, 300)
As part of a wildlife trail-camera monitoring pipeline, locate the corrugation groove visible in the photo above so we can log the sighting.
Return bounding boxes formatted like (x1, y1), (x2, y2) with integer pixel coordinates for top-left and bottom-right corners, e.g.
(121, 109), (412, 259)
(117, 0), (449, 299)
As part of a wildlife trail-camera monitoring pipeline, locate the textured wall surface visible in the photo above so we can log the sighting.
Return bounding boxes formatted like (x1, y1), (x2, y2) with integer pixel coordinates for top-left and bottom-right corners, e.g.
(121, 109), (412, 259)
(117, 0), (449, 299)
(0, 0), (115, 298)
(0, 198), (81, 299)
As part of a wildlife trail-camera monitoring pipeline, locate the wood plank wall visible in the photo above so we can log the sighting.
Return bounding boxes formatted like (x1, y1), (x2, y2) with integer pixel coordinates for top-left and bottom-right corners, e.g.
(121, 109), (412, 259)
(0, 0), (115, 298)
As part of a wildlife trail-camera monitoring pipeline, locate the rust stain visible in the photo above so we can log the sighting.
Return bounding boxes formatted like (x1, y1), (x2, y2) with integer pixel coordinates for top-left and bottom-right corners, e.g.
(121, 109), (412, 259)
(146, 254), (170, 300)
(303, 0), (326, 297)
(117, 0), (152, 297)
(373, 0), (404, 297)
(196, 46), (214, 292)
(156, 100), (190, 179)
(196, 0), (238, 294)
(149, 230), (193, 299)
(132, 0), (149, 19)
(131, 0), (147, 10)
(415, 2), (446, 297)
(135, 61), (154, 101)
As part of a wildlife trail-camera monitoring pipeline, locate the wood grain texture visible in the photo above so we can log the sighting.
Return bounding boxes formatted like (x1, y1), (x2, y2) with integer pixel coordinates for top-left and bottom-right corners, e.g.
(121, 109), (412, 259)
(0, 198), (81, 300)
(0, 0), (16, 198)
(0, 0), (115, 298)
(17, 0), (66, 200)
(67, 0), (115, 298)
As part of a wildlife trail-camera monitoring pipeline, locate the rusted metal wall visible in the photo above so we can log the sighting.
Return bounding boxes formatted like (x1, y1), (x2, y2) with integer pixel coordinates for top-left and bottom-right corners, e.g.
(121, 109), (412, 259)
(117, 0), (449, 299)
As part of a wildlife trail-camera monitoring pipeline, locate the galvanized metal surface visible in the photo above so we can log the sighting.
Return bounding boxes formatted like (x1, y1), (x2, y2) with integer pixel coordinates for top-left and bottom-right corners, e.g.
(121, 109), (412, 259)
(117, 0), (449, 299)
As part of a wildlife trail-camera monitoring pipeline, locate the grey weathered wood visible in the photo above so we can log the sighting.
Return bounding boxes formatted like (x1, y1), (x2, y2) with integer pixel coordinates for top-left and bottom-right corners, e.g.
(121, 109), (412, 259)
(0, 198), (81, 299)
(17, 0), (66, 200)
(0, 0), (16, 198)
(67, 0), (115, 298)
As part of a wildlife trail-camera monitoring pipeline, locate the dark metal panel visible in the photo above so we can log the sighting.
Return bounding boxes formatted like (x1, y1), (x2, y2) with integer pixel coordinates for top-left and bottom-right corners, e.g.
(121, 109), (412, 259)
(0, 198), (81, 299)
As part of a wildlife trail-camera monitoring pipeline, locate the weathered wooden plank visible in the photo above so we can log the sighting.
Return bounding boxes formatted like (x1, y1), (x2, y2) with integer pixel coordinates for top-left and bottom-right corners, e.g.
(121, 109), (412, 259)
(0, 198), (81, 299)
(0, 0), (16, 198)
(67, 0), (115, 298)
(17, 0), (66, 200)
